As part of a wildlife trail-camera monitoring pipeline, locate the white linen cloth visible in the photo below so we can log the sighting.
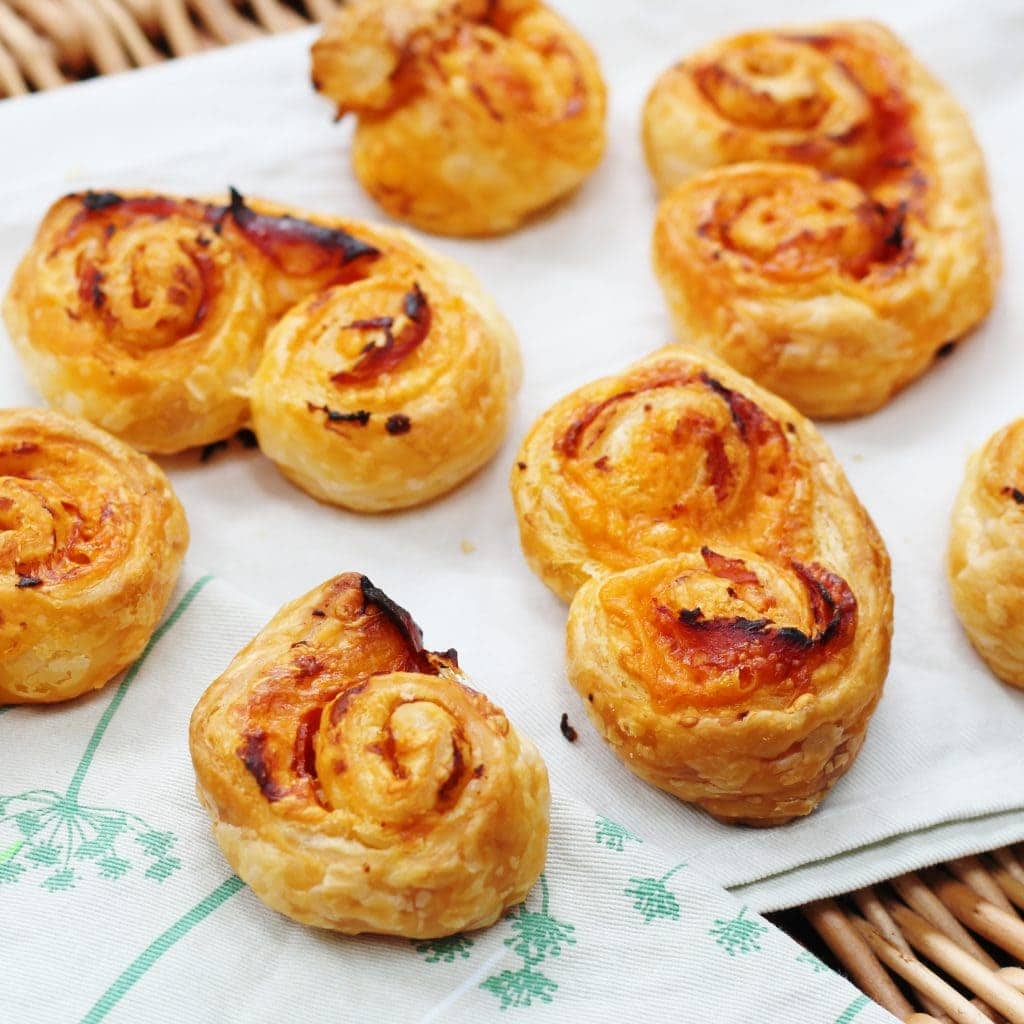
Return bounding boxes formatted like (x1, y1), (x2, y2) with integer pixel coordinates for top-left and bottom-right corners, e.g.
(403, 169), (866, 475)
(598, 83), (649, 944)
(0, 3), (1022, 1015)
(2, 572), (896, 1022)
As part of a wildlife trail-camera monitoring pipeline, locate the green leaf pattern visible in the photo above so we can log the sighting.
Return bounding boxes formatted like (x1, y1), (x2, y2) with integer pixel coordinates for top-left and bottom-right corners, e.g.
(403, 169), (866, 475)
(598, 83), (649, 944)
(413, 935), (475, 964)
(0, 790), (181, 891)
(709, 906), (768, 957)
(0, 578), (212, 897)
(480, 874), (576, 1012)
(594, 816), (642, 853)
(481, 966), (558, 1011)
(624, 864), (686, 925)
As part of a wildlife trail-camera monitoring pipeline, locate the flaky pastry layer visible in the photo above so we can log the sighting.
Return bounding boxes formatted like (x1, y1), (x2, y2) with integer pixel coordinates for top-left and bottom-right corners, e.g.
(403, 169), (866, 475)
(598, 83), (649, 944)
(311, 0), (606, 236)
(949, 419), (1024, 688)
(512, 346), (892, 823)
(249, 236), (521, 512)
(645, 21), (1000, 417)
(567, 550), (884, 824)
(0, 407), (188, 703)
(189, 573), (549, 937)
(4, 190), (522, 509)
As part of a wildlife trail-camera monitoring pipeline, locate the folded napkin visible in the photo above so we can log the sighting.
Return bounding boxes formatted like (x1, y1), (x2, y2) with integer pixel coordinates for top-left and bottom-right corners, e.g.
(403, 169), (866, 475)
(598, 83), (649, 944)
(2, 572), (895, 1023)
(1, 0), (1023, 940)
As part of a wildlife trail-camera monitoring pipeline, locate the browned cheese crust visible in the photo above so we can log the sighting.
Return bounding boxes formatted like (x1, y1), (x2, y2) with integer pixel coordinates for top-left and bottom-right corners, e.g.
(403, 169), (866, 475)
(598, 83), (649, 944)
(189, 573), (550, 936)
(645, 21), (999, 418)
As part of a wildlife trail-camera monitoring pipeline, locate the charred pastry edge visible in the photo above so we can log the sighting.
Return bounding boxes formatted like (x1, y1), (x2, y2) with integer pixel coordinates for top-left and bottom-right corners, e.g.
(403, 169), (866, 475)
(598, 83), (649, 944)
(358, 575), (459, 672)
(238, 730), (288, 802)
(385, 414), (412, 435)
(330, 283), (432, 387)
(1003, 486), (1024, 505)
(671, 547), (854, 651)
(235, 577), (462, 801)
(68, 187), (381, 266)
(223, 186), (380, 265)
(79, 265), (105, 310)
(80, 190), (123, 211)
(306, 401), (371, 426)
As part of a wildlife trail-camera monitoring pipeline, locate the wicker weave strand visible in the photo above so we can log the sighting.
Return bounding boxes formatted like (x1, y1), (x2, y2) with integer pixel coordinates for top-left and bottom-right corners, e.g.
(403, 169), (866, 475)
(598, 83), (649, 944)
(799, 846), (1024, 1023)
(0, 0), (338, 97)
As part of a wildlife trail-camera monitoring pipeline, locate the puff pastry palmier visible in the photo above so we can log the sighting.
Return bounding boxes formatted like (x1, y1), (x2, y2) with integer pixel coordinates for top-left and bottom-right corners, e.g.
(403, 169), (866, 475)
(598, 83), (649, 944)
(249, 243), (521, 511)
(311, 0), (606, 236)
(512, 347), (889, 605)
(949, 419), (1024, 688)
(189, 573), (549, 937)
(0, 408), (188, 704)
(567, 549), (882, 825)
(513, 348), (891, 823)
(2, 189), (382, 454)
(645, 21), (999, 418)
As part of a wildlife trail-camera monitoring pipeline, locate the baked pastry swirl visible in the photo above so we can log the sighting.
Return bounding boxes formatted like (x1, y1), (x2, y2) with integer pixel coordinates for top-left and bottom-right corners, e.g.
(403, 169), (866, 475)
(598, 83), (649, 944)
(311, 0), (607, 236)
(3, 189), (380, 454)
(949, 419), (1024, 689)
(645, 21), (1000, 418)
(567, 550), (876, 825)
(512, 347), (891, 824)
(0, 407), (188, 704)
(4, 189), (522, 504)
(189, 572), (549, 937)
(250, 246), (521, 512)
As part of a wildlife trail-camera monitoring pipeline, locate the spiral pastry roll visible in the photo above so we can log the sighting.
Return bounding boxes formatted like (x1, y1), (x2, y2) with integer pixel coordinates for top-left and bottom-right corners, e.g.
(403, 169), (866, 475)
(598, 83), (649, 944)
(949, 420), (1024, 689)
(645, 21), (1000, 418)
(513, 347), (888, 604)
(567, 549), (885, 825)
(3, 189), (381, 453)
(250, 242), (521, 511)
(311, 0), (606, 236)
(513, 349), (890, 822)
(0, 408), (188, 704)
(189, 573), (549, 937)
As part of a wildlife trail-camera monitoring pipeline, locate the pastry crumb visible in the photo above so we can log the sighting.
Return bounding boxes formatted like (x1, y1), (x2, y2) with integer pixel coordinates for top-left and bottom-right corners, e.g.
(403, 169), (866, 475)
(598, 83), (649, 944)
(560, 713), (578, 743)
(460, 539), (476, 554)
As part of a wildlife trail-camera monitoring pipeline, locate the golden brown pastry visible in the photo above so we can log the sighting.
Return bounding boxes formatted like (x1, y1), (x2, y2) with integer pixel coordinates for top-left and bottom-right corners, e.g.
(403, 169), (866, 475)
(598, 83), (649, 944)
(2, 189), (380, 454)
(512, 346), (889, 603)
(949, 419), (1024, 688)
(3, 189), (522, 504)
(512, 347), (891, 824)
(250, 241), (521, 512)
(311, 0), (607, 236)
(0, 407), (188, 704)
(645, 21), (1000, 418)
(567, 550), (879, 825)
(189, 572), (549, 937)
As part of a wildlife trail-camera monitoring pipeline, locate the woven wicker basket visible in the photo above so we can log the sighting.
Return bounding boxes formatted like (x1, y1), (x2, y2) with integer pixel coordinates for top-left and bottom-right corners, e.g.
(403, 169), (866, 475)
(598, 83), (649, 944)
(0, 0), (336, 96)
(773, 845), (1024, 1022)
